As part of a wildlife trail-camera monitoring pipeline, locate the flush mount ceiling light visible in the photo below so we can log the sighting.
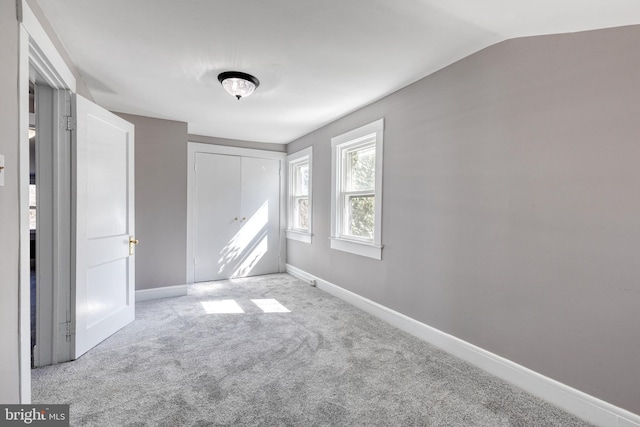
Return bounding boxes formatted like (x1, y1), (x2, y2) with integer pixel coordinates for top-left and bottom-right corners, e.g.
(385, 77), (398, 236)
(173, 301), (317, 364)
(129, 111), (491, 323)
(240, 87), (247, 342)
(218, 71), (260, 100)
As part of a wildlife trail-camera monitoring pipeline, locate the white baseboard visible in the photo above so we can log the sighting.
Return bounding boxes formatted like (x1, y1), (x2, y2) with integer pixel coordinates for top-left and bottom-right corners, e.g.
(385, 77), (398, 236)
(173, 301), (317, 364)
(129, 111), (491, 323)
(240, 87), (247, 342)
(285, 264), (640, 427)
(135, 284), (188, 302)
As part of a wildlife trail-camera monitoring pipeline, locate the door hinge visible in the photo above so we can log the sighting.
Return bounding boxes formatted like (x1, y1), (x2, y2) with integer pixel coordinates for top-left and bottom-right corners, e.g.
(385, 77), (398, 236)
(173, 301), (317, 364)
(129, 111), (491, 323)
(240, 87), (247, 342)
(64, 321), (74, 342)
(62, 115), (75, 131)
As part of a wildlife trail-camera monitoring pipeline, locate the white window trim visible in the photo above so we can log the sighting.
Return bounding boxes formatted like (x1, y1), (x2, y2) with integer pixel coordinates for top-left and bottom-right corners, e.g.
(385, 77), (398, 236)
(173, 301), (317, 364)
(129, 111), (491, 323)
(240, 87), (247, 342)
(286, 147), (313, 244)
(330, 119), (384, 260)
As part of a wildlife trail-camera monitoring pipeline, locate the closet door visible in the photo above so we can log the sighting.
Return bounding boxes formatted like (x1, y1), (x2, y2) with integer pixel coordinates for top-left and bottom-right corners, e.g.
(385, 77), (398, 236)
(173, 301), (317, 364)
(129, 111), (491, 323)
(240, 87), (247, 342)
(193, 153), (281, 282)
(237, 156), (280, 277)
(194, 153), (241, 281)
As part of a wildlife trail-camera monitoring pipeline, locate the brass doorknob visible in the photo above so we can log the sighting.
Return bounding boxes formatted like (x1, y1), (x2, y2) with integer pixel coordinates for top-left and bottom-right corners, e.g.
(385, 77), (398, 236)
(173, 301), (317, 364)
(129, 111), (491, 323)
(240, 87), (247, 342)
(129, 236), (139, 255)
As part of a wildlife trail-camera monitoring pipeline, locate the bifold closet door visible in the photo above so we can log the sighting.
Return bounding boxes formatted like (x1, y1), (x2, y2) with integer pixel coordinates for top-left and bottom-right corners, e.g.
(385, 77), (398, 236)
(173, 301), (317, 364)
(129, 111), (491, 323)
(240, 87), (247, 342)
(238, 156), (280, 278)
(194, 153), (242, 281)
(193, 153), (280, 281)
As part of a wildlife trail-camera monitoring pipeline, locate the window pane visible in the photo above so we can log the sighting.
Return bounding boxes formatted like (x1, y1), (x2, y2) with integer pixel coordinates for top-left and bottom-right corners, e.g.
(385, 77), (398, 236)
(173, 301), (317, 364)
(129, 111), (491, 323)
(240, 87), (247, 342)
(295, 163), (309, 196)
(294, 198), (309, 230)
(347, 195), (374, 238)
(29, 184), (37, 207)
(293, 197), (309, 230)
(346, 146), (375, 191)
(29, 184), (36, 230)
(29, 208), (37, 230)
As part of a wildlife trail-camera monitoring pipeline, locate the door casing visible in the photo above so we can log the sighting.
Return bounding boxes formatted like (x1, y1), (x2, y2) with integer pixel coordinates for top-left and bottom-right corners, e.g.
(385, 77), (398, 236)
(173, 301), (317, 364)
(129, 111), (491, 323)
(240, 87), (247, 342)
(19, 0), (77, 402)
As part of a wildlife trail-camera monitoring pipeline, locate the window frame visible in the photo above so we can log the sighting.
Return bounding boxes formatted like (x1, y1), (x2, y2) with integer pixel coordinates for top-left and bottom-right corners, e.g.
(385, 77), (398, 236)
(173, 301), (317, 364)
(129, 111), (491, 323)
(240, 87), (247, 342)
(286, 147), (313, 243)
(330, 118), (384, 259)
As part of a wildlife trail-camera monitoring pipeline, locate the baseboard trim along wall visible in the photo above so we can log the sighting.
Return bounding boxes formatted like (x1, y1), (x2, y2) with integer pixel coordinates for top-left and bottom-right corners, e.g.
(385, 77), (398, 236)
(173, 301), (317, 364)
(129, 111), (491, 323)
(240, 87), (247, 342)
(285, 264), (640, 427)
(135, 284), (188, 302)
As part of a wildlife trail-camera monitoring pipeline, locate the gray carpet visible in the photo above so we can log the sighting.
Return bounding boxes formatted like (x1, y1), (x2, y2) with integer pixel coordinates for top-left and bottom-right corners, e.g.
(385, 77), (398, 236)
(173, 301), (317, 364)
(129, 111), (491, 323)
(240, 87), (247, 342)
(32, 274), (591, 426)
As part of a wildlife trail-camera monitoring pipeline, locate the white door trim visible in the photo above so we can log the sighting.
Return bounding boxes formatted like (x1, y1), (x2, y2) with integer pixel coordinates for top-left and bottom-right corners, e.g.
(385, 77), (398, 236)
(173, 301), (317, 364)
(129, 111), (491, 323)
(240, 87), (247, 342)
(20, 2), (76, 92)
(18, 0), (77, 403)
(186, 142), (286, 284)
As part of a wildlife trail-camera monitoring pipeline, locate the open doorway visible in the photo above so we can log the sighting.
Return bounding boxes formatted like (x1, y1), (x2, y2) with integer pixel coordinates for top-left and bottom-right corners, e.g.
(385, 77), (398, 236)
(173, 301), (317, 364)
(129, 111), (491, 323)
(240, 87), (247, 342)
(19, 1), (79, 401)
(28, 72), (74, 369)
(27, 72), (137, 370)
(28, 82), (36, 367)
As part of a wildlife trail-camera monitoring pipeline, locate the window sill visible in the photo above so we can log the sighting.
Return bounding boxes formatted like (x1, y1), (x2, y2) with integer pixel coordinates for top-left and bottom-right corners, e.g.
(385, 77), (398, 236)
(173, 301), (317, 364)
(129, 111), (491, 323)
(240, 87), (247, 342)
(286, 229), (312, 244)
(329, 237), (382, 260)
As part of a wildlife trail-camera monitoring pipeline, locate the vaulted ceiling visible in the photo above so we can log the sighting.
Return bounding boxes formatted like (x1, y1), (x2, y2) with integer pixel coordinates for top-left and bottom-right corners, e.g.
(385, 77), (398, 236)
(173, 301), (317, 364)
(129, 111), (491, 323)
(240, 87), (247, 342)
(37, 0), (640, 144)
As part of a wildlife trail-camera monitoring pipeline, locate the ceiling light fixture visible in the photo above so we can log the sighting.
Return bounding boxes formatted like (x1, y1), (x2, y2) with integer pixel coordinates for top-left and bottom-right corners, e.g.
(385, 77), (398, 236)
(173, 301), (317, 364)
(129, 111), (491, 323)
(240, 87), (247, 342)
(217, 71), (260, 100)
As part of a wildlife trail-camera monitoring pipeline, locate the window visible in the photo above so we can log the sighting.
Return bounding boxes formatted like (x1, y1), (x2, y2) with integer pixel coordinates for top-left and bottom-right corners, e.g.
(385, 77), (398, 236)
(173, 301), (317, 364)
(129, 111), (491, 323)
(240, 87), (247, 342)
(29, 183), (37, 230)
(330, 119), (383, 259)
(286, 147), (312, 243)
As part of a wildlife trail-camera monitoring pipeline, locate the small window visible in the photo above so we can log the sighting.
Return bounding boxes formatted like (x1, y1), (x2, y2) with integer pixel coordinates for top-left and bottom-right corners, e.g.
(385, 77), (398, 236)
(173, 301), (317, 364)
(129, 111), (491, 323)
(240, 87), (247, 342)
(286, 147), (312, 243)
(29, 183), (37, 230)
(330, 119), (383, 259)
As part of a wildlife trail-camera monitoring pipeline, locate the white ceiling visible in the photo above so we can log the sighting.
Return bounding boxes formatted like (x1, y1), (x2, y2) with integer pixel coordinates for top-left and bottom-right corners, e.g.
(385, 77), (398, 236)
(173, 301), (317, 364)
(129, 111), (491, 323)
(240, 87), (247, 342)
(37, 0), (640, 144)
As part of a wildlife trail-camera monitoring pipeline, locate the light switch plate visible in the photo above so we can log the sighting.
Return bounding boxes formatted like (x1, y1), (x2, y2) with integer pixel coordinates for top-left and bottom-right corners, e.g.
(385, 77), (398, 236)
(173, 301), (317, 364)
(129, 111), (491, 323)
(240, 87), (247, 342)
(0, 154), (5, 187)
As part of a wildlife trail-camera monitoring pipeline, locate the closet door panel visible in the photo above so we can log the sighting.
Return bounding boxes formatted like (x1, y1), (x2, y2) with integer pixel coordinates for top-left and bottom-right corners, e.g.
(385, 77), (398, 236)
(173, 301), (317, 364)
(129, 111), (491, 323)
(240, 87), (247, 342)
(238, 156), (281, 277)
(194, 153), (241, 281)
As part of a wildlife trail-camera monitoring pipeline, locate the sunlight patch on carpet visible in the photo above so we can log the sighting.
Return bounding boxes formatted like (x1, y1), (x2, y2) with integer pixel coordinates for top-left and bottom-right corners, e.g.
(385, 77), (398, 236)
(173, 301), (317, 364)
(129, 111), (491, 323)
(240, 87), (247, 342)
(251, 299), (290, 313)
(201, 299), (245, 314)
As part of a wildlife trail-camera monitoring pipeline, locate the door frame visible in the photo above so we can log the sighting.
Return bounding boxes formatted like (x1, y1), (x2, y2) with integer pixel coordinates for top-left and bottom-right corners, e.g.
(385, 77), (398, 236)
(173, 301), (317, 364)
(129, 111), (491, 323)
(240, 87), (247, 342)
(186, 142), (286, 284)
(31, 82), (74, 368)
(18, 0), (76, 402)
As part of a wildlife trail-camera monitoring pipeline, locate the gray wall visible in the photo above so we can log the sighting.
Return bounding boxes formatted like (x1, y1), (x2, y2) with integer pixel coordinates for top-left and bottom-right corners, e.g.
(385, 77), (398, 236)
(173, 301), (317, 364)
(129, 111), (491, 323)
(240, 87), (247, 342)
(287, 25), (640, 414)
(189, 134), (286, 153)
(115, 113), (188, 291)
(0, 0), (22, 404)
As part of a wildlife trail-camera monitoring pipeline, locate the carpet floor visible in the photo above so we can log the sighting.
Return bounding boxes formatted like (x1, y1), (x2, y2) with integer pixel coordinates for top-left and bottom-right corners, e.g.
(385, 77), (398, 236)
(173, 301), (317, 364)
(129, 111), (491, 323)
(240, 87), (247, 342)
(32, 273), (591, 426)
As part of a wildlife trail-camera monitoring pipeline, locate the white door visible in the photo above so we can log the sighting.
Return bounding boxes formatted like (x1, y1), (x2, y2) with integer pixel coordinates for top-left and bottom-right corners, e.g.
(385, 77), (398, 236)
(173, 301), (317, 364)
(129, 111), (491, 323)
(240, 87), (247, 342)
(238, 156), (280, 277)
(74, 94), (135, 358)
(193, 153), (280, 281)
(194, 153), (241, 281)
